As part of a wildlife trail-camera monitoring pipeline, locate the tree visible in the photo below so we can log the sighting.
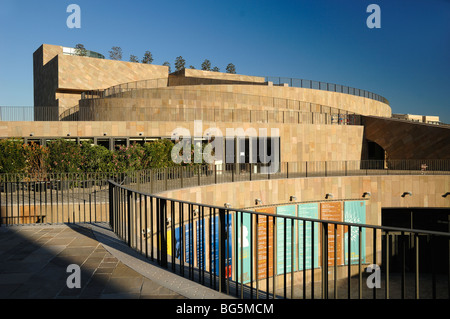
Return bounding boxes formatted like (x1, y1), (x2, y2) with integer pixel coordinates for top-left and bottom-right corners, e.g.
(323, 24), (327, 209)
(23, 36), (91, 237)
(142, 51), (153, 64)
(129, 55), (139, 63)
(189, 65), (196, 69)
(162, 61), (171, 73)
(174, 56), (186, 72)
(226, 63), (236, 74)
(74, 43), (87, 57)
(201, 59), (211, 71)
(109, 46), (122, 60)
(212, 66), (220, 72)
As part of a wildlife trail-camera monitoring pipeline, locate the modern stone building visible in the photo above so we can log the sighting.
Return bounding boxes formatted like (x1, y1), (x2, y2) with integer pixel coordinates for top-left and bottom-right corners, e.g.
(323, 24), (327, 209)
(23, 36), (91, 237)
(1, 44), (449, 299)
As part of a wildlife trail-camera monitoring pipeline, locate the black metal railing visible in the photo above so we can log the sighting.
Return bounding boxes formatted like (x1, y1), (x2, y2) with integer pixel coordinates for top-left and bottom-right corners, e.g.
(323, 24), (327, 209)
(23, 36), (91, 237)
(108, 179), (450, 299)
(265, 76), (389, 105)
(60, 106), (362, 125)
(1, 160), (450, 226)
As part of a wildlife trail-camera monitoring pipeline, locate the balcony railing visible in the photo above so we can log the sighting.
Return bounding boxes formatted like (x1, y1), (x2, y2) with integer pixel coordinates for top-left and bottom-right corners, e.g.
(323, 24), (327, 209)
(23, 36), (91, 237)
(1, 159), (449, 225)
(1, 160), (449, 299)
(265, 76), (389, 105)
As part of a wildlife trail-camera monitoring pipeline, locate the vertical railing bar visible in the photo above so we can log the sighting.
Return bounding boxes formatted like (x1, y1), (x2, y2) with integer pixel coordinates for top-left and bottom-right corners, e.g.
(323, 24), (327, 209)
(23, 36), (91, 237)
(385, 231), (390, 299)
(373, 228), (377, 299)
(401, 231), (406, 299)
(415, 233), (419, 299)
(303, 220), (306, 299)
(250, 211), (254, 299)
(334, 224), (337, 299)
(291, 216), (295, 299)
(359, 226), (362, 299)
(311, 221), (315, 299)
(266, 215), (270, 299)
(431, 235), (436, 299)
(348, 225), (351, 299)
(284, 216), (287, 299)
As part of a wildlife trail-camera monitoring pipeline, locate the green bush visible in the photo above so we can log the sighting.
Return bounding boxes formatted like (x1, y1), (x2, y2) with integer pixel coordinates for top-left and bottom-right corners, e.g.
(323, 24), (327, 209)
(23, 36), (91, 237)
(112, 143), (146, 172)
(46, 139), (83, 173)
(0, 138), (26, 173)
(143, 139), (176, 169)
(23, 142), (49, 177)
(0, 138), (182, 174)
(79, 141), (113, 172)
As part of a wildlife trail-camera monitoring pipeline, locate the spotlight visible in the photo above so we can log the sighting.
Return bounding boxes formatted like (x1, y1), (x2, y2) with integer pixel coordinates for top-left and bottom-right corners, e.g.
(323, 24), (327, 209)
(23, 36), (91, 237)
(290, 196), (297, 202)
(224, 203), (231, 208)
(67, 133), (71, 136)
(363, 192), (371, 198)
(442, 192), (450, 198)
(193, 209), (199, 216)
(29, 133), (34, 137)
(255, 199), (262, 205)
(103, 133), (107, 136)
(401, 192), (412, 198)
(325, 193), (333, 199)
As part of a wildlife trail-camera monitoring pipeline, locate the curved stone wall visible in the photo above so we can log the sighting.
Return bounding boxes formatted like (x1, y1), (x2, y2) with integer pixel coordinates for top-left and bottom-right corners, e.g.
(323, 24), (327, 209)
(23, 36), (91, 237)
(157, 174), (450, 226)
(79, 84), (391, 121)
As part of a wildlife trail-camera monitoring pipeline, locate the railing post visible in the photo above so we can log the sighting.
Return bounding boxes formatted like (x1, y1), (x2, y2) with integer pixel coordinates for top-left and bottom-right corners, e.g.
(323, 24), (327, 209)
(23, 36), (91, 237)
(214, 164), (217, 184)
(218, 208), (227, 294)
(286, 162), (289, 179)
(322, 222), (328, 299)
(109, 181), (114, 229)
(127, 189), (132, 247)
(158, 198), (168, 268)
(165, 168), (168, 191)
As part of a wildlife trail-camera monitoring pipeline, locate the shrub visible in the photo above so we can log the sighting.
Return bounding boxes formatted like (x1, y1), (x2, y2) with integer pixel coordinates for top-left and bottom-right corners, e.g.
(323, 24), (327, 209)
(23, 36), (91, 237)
(23, 142), (49, 178)
(46, 139), (83, 173)
(142, 139), (177, 169)
(0, 138), (26, 173)
(79, 141), (113, 172)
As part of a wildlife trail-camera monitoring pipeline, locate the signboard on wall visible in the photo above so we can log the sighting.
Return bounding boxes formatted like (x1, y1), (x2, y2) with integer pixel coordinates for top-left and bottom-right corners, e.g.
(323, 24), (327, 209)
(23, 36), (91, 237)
(320, 202), (343, 266)
(255, 207), (275, 280)
(236, 211), (252, 284)
(276, 205), (296, 274)
(211, 215), (233, 277)
(344, 201), (366, 264)
(297, 203), (319, 270)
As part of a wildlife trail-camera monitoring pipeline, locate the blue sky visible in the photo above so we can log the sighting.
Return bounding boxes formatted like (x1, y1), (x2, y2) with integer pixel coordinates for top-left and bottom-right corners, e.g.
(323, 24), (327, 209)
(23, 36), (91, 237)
(0, 0), (449, 122)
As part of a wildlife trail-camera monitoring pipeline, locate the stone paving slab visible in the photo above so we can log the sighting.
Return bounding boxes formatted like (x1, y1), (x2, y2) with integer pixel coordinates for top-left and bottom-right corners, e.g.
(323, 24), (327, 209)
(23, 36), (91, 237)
(0, 223), (233, 299)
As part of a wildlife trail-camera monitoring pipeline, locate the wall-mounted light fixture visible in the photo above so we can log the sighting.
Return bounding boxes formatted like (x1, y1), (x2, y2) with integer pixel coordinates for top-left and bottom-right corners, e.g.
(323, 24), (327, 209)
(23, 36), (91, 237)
(325, 193), (333, 199)
(139, 132), (143, 136)
(255, 199), (263, 205)
(401, 192), (412, 198)
(290, 196), (297, 202)
(29, 133), (34, 137)
(363, 192), (371, 198)
(166, 217), (171, 226)
(67, 133), (71, 137)
(442, 192), (450, 198)
(103, 133), (107, 136)
(193, 209), (199, 216)
(224, 203), (231, 208)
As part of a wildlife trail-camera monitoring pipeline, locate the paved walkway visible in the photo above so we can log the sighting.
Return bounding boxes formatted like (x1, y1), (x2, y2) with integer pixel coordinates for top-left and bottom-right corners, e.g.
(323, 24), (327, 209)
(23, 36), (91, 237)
(0, 223), (233, 299)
